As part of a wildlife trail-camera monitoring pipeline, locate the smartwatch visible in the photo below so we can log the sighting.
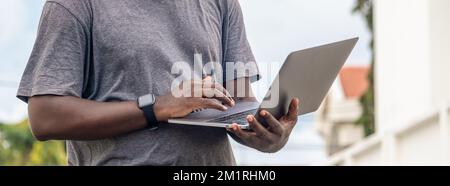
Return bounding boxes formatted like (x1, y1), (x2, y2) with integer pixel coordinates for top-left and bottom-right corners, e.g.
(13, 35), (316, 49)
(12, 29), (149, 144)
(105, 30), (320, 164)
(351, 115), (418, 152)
(137, 94), (159, 130)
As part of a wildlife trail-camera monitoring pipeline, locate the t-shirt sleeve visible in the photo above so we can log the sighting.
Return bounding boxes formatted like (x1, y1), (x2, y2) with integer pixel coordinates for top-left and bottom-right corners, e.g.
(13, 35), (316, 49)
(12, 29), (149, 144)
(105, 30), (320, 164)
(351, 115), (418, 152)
(222, 0), (261, 83)
(17, 2), (88, 103)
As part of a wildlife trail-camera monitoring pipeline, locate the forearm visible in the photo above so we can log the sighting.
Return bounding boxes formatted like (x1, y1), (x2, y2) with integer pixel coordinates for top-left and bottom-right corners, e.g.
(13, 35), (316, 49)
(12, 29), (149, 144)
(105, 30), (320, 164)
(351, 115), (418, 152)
(28, 78), (255, 141)
(29, 96), (147, 141)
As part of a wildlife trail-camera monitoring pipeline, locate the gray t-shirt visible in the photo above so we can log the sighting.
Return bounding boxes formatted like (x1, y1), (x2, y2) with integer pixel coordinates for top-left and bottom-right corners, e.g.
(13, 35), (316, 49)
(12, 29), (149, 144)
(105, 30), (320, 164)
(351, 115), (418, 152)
(17, 0), (259, 166)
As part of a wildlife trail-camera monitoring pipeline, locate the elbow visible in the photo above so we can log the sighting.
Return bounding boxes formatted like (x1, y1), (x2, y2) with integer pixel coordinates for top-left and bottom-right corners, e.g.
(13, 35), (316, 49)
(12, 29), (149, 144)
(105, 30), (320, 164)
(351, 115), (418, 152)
(28, 97), (62, 141)
(33, 132), (51, 142)
(29, 117), (54, 141)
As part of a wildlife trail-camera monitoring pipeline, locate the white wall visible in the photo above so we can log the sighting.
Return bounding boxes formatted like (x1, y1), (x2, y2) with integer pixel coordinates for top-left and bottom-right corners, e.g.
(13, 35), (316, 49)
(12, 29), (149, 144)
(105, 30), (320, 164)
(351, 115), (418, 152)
(396, 117), (442, 165)
(374, 0), (450, 132)
(327, 0), (450, 166)
(429, 0), (450, 108)
(328, 107), (450, 166)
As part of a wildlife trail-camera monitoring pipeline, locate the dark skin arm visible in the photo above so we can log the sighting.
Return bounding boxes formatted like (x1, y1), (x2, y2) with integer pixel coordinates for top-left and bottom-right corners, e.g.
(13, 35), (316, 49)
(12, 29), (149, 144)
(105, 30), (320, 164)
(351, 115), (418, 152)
(29, 76), (300, 154)
(28, 96), (148, 141)
(28, 77), (234, 141)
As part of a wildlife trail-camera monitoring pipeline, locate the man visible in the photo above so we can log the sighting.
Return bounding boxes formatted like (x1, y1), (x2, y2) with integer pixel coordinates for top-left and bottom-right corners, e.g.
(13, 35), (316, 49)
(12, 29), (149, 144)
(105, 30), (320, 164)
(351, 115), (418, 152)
(17, 0), (300, 166)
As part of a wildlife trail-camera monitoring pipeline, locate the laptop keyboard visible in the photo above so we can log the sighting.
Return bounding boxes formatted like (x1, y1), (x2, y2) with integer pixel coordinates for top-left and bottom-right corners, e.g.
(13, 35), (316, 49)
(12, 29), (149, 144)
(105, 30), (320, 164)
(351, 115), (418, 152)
(209, 109), (258, 124)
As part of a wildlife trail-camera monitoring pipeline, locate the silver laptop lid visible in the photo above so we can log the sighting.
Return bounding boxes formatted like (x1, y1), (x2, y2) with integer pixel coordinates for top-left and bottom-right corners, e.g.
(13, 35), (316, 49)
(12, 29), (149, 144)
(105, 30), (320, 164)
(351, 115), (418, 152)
(259, 37), (359, 119)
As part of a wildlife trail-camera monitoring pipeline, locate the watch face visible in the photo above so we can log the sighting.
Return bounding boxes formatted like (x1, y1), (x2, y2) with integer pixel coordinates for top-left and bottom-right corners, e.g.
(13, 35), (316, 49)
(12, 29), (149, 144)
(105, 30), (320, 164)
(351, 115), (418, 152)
(138, 94), (155, 108)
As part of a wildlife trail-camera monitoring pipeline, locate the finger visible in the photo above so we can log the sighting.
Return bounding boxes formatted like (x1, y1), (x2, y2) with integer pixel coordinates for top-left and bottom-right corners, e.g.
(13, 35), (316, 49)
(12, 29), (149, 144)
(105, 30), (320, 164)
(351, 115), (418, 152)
(228, 123), (256, 141)
(203, 76), (213, 82)
(213, 88), (234, 107)
(191, 81), (213, 97)
(287, 98), (300, 121)
(206, 82), (235, 107)
(247, 115), (271, 138)
(202, 76), (214, 93)
(260, 110), (283, 136)
(187, 81), (204, 98)
(203, 88), (234, 107)
(212, 83), (233, 101)
(194, 98), (228, 111)
(198, 81), (234, 107)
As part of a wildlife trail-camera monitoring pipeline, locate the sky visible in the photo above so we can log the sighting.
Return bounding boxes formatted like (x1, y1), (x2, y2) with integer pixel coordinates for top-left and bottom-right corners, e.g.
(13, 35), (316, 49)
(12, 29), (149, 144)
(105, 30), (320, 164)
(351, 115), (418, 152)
(0, 0), (46, 123)
(0, 0), (370, 165)
(241, 0), (371, 64)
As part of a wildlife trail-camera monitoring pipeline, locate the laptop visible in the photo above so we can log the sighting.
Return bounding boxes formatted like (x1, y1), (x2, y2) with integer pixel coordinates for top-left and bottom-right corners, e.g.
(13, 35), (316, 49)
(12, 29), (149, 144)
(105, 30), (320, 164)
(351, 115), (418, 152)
(168, 37), (359, 129)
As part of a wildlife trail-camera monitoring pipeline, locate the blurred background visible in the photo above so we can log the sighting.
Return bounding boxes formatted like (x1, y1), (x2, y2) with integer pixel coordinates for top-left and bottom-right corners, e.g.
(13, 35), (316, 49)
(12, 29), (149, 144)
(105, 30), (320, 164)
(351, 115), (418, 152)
(0, 0), (449, 166)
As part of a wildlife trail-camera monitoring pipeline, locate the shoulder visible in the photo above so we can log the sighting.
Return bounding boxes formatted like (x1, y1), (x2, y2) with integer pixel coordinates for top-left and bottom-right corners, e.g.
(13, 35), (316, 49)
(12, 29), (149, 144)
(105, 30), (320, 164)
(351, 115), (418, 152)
(218, 0), (243, 17)
(222, 0), (241, 11)
(46, 0), (92, 11)
(44, 0), (92, 28)
(213, 0), (241, 13)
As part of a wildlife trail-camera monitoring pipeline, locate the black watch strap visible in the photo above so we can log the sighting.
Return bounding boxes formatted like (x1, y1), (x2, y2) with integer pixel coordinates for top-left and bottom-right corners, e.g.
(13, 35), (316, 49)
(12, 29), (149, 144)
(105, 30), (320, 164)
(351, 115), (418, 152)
(138, 94), (159, 130)
(141, 104), (159, 130)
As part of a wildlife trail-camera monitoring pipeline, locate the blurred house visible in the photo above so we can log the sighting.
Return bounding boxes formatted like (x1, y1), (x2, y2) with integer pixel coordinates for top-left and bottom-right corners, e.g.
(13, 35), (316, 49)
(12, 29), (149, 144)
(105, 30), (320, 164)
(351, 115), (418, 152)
(327, 0), (450, 166)
(315, 66), (369, 155)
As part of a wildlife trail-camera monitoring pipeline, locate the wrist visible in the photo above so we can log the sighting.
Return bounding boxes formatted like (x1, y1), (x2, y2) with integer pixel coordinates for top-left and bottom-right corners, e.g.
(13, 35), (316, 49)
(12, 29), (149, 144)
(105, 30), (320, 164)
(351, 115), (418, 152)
(137, 94), (159, 130)
(153, 96), (169, 122)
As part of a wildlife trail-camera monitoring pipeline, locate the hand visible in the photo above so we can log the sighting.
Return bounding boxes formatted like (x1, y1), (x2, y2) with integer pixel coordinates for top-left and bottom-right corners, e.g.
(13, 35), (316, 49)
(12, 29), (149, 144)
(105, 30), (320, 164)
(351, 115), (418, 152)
(154, 77), (235, 122)
(228, 98), (300, 153)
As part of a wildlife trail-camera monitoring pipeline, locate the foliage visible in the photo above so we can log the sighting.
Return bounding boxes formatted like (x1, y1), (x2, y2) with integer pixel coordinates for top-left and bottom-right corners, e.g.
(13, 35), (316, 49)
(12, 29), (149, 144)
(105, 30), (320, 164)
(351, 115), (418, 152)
(0, 120), (67, 166)
(353, 0), (376, 136)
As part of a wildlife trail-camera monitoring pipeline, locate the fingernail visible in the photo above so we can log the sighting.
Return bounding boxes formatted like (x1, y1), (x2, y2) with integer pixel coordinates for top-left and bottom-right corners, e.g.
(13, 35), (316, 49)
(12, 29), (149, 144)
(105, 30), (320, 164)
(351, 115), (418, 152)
(223, 106), (228, 110)
(247, 116), (253, 122)
(260, 111), (266, 116)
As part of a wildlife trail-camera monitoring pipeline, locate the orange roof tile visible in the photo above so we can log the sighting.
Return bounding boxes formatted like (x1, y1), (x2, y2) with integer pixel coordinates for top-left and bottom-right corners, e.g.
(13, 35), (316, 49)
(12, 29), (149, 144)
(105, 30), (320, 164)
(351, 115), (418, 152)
(339, 66), (369, 99)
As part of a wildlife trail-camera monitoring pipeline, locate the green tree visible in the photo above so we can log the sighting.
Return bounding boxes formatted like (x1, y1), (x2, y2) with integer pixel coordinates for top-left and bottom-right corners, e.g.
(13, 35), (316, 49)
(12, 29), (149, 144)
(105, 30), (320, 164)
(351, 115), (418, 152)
(353, 0), (375, 136)
(0, 120), (67, 166)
